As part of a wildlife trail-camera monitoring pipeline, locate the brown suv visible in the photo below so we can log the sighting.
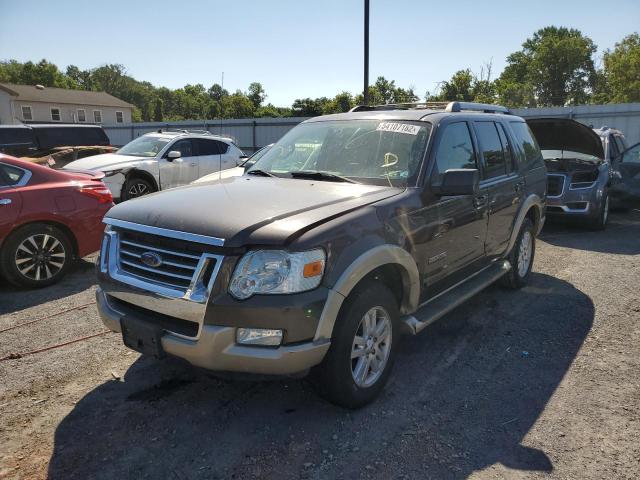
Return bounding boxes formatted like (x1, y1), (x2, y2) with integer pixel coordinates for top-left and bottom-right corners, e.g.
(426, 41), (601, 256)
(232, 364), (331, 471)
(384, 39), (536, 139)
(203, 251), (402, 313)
(95, 102), (546, 407)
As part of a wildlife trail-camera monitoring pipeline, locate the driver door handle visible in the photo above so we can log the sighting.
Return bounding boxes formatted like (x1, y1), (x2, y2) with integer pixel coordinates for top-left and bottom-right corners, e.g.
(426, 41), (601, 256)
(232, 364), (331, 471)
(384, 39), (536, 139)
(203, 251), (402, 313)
(0, 198), (12, 205)
(473, 195), (488, 208)
(190, 162), (197, 167)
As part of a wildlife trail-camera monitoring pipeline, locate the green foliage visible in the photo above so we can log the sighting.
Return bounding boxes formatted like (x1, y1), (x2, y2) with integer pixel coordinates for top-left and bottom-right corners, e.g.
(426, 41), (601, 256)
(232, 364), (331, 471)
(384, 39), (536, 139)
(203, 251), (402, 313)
(599, 33), (640, 103)
(496, 26), (597, 106)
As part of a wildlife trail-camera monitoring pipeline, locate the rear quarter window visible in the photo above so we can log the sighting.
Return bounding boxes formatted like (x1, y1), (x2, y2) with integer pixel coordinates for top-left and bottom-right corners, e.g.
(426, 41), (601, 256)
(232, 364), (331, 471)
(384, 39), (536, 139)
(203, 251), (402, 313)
(509, 121), (543, 168)
(0, 163), (26, 186)
(33, 127), (109, 149)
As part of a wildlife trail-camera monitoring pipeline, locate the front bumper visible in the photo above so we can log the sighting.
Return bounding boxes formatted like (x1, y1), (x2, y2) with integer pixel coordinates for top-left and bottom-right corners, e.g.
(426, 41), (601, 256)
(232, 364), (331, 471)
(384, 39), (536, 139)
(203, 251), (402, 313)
(546, 177), (601, 218)
(97, 287), (330, 375)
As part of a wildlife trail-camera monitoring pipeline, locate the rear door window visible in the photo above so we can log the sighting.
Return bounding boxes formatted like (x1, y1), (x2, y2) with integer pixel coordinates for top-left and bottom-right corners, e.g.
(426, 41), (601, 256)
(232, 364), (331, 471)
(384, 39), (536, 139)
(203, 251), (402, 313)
(0, 163), (26, 186)
(475, 122), (507, 179)
(432, 122), (476, 182)
(509, 121), (542, 167)
(195, 139), (219, 156)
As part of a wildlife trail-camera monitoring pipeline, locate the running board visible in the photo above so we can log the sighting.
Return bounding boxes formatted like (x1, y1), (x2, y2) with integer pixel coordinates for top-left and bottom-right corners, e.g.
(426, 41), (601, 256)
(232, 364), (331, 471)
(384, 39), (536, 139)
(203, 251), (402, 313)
(401, 260), (512, 335)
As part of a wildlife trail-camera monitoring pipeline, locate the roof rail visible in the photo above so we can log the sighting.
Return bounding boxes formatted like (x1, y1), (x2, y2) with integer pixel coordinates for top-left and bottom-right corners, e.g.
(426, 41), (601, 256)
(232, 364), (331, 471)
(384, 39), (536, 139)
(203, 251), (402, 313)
(445, 102), (510, 114)
(350, 101), (450, 112)
(156, 128), (214, 135)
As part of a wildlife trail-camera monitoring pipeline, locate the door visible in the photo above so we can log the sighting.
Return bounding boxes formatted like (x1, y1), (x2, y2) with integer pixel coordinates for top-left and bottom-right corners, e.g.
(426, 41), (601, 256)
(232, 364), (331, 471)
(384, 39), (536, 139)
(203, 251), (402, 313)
(159, 139), (197, 189)
(473, 121), (521, 256)
(615, 142), (640, 201)
(0, 163), (25, 239)
(418, 121), (489, 295)
(218, 141), (238, 171)
(194, 138), (222, 178)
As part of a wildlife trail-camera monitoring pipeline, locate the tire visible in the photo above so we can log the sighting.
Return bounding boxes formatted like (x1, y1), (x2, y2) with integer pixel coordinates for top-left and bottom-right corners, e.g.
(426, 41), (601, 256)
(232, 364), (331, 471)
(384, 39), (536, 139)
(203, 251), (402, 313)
(310, 281), (400, 408)
(589, 190), (609, 231)
(121, 176), (156, 201)
(0, 223), (73, 288)
(500, 217), (535, 290)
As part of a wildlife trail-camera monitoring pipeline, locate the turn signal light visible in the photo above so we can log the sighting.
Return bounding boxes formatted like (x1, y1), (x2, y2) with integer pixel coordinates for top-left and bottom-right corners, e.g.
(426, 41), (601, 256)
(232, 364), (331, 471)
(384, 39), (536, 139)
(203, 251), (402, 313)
(303, 260), (324, 278)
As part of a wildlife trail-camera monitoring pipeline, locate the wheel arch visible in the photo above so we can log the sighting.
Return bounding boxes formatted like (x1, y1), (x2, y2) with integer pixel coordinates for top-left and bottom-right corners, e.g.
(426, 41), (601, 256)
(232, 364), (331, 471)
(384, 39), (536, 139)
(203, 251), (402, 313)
(2, 219), (79, 257)
(122, 169), (158, 196)
(505, 194), (543, 258)
(313, 245), (420, 341)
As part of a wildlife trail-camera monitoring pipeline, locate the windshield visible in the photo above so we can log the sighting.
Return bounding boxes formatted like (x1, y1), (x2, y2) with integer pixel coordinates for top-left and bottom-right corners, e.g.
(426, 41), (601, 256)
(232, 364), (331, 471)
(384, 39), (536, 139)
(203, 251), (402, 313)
(241, 144), (272, 168)
(541, 150), (601, 162)
(117, 135), (171, 157)
(248, 120), (431, 187)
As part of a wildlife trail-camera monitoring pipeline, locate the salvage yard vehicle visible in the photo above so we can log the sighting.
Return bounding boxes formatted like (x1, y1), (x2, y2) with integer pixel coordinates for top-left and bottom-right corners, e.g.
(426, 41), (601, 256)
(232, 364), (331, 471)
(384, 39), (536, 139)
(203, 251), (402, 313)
(0, 124), (114, 168)
(95, 102), (545, 407)
(0, 154), (113, 287)
(192, 143), (273, 184)
(64, 130), (245, 201)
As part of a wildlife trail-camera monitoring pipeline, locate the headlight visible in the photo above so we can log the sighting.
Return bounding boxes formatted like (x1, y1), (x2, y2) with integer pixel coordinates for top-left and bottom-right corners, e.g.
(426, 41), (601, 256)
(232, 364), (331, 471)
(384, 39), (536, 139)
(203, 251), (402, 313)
(229, 249), (325, 300)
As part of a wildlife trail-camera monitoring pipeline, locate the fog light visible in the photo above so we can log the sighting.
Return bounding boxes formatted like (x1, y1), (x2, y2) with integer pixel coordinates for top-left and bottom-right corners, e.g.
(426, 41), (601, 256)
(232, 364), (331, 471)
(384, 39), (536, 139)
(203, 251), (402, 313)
(236, 328), (283, 346)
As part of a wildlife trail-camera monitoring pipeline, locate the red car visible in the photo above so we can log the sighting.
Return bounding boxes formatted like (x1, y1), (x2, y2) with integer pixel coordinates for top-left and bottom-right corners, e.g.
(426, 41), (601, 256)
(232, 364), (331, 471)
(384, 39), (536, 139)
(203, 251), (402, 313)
(0, 154), (113, 288)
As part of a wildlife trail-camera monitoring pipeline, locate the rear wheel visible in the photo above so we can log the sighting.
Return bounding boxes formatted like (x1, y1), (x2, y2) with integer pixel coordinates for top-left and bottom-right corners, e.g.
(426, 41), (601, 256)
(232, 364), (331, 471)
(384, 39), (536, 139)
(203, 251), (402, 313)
(501, 218), (535, 289)
(121, 176), (155, 201)
(0, 224), (73, 288)
(311, 282), (400, 408)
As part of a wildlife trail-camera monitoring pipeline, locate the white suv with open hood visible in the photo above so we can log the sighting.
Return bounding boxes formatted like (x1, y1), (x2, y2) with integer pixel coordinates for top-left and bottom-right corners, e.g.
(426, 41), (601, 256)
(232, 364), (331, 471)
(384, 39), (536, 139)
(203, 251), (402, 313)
(64, 130), (246, 201)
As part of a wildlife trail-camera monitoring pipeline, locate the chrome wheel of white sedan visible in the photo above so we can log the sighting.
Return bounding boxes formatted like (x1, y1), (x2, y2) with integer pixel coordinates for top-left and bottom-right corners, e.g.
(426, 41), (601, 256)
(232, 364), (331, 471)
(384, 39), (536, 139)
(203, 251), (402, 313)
(351, 306), (393, 388)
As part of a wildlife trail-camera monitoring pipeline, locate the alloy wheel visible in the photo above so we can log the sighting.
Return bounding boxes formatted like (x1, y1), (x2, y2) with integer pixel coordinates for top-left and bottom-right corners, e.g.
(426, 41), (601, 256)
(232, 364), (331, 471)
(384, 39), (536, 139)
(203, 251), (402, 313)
(351, 306), (392, 388)
(127, 182), (149, 198)
(517, 230), (533, 277)
(14, 234), (66, 281)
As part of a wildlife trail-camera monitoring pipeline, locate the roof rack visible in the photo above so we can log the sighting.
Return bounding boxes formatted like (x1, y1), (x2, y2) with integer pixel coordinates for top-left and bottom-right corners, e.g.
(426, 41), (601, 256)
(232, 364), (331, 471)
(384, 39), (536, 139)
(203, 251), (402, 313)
(156, 128), (214, 135)
(349, 101), (510, 114)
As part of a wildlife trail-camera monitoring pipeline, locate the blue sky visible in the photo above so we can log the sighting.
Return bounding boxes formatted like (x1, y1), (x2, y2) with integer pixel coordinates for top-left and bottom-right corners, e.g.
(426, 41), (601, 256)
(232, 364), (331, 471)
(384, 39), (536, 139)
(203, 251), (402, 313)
(1, 0), (638, 106)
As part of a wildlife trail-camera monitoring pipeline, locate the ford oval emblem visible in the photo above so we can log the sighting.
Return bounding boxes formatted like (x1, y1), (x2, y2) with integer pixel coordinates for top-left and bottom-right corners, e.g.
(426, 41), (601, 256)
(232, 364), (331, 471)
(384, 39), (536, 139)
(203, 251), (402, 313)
(140, 251), (163, 268)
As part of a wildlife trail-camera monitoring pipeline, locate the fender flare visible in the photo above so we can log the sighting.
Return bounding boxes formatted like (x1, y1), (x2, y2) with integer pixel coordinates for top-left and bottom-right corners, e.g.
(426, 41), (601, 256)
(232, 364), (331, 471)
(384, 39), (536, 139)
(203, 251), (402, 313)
(313, 245), (420, 341)
(504, 194), (544, 257)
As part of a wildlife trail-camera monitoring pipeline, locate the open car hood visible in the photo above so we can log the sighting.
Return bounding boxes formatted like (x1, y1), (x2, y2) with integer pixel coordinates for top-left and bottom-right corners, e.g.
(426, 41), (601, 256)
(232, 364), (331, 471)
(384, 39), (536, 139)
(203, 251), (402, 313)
(526, 118), (604, 160)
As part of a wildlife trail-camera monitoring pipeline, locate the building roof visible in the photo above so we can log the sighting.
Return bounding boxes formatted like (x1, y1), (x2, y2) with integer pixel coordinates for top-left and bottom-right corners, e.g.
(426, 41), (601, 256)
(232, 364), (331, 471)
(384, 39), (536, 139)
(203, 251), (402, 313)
(0, 83), (134, 109)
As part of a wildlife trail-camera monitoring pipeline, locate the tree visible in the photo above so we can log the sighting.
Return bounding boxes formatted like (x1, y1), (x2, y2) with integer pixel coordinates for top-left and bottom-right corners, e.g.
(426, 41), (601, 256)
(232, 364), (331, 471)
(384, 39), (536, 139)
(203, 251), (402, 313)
(153, 98), (163, 122)
(497, 26), (597, 106)
(207, 83), (228, 101)
(0, 59), (74, 88)
(221, 91), (255, 118)
(292, 97), (330, 116)
(247, 82), (266, 109)
(600, 33), (640, 103)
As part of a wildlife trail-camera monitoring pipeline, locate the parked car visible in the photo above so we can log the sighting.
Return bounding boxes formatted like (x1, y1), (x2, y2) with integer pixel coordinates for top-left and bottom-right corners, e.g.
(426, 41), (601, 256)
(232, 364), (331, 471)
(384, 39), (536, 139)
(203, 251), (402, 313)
(595, 126), (640, 208)
(192, 143), (273, 184)
(95, 102), (546, 408)
(0, 154), (113, 287)
(64, 130), (246, 202)
(0, 124), (114, 168)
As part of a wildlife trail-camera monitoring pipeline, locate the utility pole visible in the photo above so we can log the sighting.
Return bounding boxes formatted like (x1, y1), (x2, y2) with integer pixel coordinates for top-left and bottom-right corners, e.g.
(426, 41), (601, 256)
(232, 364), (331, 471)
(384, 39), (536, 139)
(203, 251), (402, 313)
(363, 0), (370, 105)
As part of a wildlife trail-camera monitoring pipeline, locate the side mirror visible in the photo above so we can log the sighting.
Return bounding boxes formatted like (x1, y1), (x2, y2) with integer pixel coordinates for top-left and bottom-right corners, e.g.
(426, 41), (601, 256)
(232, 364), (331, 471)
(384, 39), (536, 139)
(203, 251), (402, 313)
(433, 169), (479, 196)
(243, 161), (256, 172)
(167, 150), (182, 161)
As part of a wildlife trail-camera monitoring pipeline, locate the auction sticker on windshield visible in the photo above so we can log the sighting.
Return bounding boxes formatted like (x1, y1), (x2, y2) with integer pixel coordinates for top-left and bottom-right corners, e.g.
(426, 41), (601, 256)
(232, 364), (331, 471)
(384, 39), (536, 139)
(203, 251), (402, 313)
(376, 122), (420, 135)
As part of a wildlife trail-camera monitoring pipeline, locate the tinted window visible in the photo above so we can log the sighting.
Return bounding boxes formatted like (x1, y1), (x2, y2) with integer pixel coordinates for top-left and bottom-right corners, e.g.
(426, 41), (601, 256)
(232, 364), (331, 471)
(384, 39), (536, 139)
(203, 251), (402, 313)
(170, 139), (193, 157)
(614, 135), (627, 152)
(475, 122), (506, 179)
(622, 143), (640, 164)
(609, 136), (619, 158)
(33, 126), (109, 149)
(432, 122), (476, 181)
(496, 123), (514, 173)
(0, 128), (36, 148)
(509, 122), (542, 167)
(216, 140), (229, 154)
(0, 163), (26, 186)
(195, 139), (226, 156)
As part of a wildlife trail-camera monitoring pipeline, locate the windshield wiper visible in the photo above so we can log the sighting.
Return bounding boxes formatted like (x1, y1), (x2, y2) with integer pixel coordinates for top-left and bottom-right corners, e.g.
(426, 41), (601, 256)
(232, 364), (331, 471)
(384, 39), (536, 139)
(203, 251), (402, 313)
(246, 169), (276, 177)
(288, 171), (359, 184)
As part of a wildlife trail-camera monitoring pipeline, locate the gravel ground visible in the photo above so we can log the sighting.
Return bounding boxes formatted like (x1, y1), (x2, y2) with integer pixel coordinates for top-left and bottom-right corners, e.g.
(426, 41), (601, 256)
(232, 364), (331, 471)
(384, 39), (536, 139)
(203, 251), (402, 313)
(0, 211), (639, 480)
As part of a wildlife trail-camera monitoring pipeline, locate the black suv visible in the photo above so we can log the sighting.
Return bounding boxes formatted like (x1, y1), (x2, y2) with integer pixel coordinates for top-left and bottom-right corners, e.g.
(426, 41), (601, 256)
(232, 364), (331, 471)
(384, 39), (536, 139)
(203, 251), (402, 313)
(95, 102), (546, 408)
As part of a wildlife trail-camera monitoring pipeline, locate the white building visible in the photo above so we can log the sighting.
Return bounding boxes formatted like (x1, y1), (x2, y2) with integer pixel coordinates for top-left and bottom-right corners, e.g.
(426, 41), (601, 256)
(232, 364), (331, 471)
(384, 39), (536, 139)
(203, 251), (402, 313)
(0, 83), (133, 125)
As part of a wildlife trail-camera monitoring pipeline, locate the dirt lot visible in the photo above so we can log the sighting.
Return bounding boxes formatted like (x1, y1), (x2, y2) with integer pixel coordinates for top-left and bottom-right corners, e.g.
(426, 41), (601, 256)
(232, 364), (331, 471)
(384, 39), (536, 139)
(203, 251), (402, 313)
(1, 211), (639, 480)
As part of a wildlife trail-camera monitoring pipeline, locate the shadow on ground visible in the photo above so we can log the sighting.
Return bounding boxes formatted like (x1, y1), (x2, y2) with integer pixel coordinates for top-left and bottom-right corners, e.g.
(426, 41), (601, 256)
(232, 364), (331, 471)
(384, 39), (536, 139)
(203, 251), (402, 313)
(0, 258), (95, 316)
(48, 273), (593, 479)
(540, 211), (640, 255)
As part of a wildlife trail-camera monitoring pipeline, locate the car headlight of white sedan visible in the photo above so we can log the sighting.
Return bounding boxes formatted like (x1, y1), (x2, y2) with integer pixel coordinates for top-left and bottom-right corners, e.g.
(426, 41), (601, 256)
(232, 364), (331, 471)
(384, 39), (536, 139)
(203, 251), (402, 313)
(229, 249), (326, 300)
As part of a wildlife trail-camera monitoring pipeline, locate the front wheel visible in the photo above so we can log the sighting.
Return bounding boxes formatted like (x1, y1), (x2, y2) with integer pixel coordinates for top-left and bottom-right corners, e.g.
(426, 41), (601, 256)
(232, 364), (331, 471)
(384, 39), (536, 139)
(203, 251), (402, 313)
(121, 177), (156, 201)
(589, 191), (609, 231)
(311, 282), (400, 408)
(501, 218), (535, 289)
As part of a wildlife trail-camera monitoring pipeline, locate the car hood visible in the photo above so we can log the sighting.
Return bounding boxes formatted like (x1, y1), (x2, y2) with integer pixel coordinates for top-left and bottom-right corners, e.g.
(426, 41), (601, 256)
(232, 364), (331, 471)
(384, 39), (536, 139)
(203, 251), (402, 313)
(64, 153), (150, 171)
(526, 118), (604, 160)
(105, 176), (402, 247)
(191, 167), (245, 184)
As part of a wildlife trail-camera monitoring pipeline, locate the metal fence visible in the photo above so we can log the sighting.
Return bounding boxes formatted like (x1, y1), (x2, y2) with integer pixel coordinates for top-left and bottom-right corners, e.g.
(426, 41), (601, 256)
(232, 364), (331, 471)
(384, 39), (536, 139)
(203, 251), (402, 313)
(102, 103), (640, 151)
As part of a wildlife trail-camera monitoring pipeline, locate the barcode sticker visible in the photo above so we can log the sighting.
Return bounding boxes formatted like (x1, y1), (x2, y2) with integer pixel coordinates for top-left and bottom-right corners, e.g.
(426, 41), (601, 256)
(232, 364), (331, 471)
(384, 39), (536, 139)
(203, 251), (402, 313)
(376, 122), (420, 135)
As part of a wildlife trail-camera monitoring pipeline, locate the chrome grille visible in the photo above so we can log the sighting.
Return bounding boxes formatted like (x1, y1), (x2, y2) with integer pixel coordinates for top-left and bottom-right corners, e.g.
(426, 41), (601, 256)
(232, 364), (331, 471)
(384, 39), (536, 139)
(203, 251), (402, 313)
(118, 236), (201, 290)
(547, 174), (565, 197)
